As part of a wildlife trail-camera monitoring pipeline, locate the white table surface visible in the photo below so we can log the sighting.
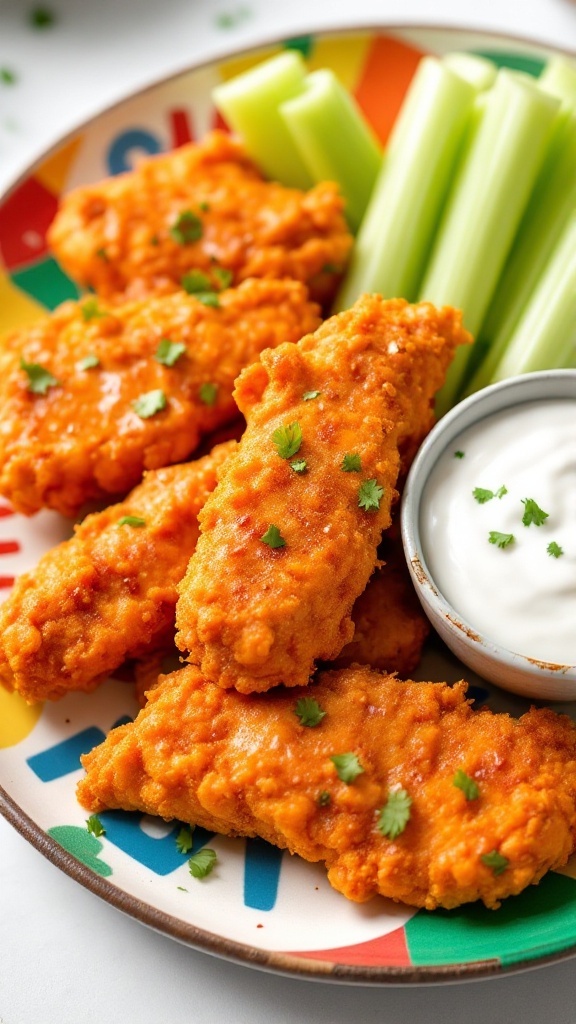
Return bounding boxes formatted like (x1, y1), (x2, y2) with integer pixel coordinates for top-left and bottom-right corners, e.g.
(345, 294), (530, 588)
(2, 1), (576, 1021)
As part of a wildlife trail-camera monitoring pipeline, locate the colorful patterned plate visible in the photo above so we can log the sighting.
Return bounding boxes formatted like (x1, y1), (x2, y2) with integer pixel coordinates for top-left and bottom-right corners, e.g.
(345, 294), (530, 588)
(1, 26), (576, 984)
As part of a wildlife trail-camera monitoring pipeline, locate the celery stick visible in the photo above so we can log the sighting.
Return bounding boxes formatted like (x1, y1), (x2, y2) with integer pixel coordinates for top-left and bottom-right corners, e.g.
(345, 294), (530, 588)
(334, 58), (476, 311)
(487, 212), (576, 381)
(443, 52), (497, 91)
(539, 55), (576, 106)
(465, 106), (576, 395)
(212, 51), (312, 189)
(420, 70), (559, 415)
(279, 69), (382, 232)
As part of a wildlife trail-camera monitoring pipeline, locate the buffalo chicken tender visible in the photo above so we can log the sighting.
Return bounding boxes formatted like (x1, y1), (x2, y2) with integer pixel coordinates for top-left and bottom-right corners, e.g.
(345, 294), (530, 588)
(175, 296), (470, 693)
(0, 278), (319, 516)
(0, 442), (234, 703)
(47, 131), (352, 306)
(77, 664), (576, 911)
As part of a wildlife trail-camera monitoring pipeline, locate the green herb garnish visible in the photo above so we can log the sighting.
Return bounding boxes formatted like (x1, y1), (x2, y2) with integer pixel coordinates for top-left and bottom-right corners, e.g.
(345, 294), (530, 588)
(170, 210), (203, 245)
(188, 848), (217, 879)
(96, 247), (108, 261)
(199, 382), (218, 406)
(132, 389), (167, 419)
(213, 266), (233, 289)
(481, 850), (509, 876)
(454, 450), (465, 459)
(303, 390), (321, 401)
(20, 358), (59, 395)
(155, 338), (186, 367)
(341, 453), (361, 473)
(76, 354), (100, 371)
(289, 458), (307, 474)
(294, 697), (326, 727)
(495, 485), (508, 499)
(488, 531), (515, 549)
(260, 524), (286, 549)
(272, 422), (302, 460)
(181, 269), (211, 292)
(0, 68), (17, 85)
(317, 791), (331, 807)
(86, 814), (105, 838)
(330, 752), (364, 784)
(547, 541), (564, 558)
(473, 487), (495, 504)
(453, 769), (479, 801)
(81, 297), (105, 322)
(118, 516), (146, 528)
(30, 6), (56, 28)
(376, 788), (412, 839)
(358, 479), (384, 512)
(521, 498), (549, 527)
(175, 826), (194, 855)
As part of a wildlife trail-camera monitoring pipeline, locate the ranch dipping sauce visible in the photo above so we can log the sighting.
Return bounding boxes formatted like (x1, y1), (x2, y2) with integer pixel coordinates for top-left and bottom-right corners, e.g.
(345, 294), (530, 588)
(420, 398), (576, 666)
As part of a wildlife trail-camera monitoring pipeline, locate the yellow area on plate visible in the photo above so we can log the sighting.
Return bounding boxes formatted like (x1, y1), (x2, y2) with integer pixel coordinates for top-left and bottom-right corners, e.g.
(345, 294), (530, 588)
(0, 688), (42, 748)
(218, 32), (371, 94)
(0, 269), (46, 333)
(35, 136), (83, 196)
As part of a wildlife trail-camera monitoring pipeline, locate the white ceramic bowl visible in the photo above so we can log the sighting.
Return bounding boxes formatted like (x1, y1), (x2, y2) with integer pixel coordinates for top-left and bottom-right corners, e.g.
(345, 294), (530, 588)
(401, 370), (576, 701)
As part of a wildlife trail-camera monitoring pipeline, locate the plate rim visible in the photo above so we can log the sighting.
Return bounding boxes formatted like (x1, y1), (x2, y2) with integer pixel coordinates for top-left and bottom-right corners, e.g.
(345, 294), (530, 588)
(1, 20), (576, 985)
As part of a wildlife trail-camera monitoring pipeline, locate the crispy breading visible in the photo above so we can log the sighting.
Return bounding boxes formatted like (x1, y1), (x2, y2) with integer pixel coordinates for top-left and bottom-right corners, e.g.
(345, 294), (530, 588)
(0, 442), (234, 703)
(77, 664), (576, 910)
(175, 296), (470, 693)
(47, 131), (352, 306)
(0, 278), (319, 516)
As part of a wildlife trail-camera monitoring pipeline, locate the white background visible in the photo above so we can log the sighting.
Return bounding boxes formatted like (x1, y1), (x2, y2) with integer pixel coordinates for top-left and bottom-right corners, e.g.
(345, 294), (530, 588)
(2, 0), (576, 1020)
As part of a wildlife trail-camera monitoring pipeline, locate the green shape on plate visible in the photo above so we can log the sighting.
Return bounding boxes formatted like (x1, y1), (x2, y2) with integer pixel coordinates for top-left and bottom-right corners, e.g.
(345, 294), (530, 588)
(283, 35), (314, 59)
(48, 825), (113, 877)
(405, 872), (576, 967)
(471, 50), (545, 78)
(11, 256), (80, 310)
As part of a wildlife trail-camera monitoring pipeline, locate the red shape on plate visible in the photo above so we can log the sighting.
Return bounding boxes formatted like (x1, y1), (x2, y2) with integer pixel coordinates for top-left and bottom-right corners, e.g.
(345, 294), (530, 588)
(0, 506), (14, 518)
(353, 34), (425, 145)
(0, 177), (59, 272)
(0, 540), (19, 555)
(0, 576), (15, 589)
(170, 109), (195, 148)
(290, 924), (411, 968)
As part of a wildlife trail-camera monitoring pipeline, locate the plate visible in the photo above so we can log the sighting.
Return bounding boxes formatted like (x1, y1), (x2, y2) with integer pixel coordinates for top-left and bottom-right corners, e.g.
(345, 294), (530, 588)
(1, 25), (576, 985)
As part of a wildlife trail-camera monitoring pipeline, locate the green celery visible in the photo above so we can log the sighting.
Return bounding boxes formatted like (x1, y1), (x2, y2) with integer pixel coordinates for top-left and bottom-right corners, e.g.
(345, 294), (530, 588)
(539, 55), (576, 106)
(419, 70), (559, 415)
(335, 58), (476, 311)
(487, 211), (576, 382)
(442, 52), (497, 91)
(212, 51), (312, 189)
(279, 69), (382, 231)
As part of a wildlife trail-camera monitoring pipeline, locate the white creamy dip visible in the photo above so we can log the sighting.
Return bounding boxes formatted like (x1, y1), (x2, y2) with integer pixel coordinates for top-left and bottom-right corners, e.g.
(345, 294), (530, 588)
(420, 398), (576, 665)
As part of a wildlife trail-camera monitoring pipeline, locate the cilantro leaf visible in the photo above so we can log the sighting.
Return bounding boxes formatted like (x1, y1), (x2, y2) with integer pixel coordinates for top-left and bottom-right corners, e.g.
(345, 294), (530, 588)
(213, 266), (233, 289)
(1, 68), (17, 84)
(521, 497), (549, 527)
(199, 382), (218, 406)
(132, 389), (167, 419)
(330, 752), (364, 784)
(76, 353), (100, 371)
(181, 269), (211, 293)
(547, 541), (564, 558)
(30, 6), (56, 28)
(289, 458), (307, 474)
(117, 516), (146, 528)
(272, 422), (302, 460)
(481, 850), (509, 876)
(170, 210), (203, 245)
(473, 487), (494, 504)
(81, 297), (105, 322)
(358, 479), (384, 512)
(303, 390), (321, 401)
(495, 485), (508, 499)
(377, 788), (412, 839)
(175, 825), (194, 855)
(155, 338), (186, 367)
(294, 697), (326, 727)
(488, 531), (515, 549)
(188, 848), (217, 879)
(260, 524), (286, 549)
(453, 769), (479, 801)
(86, 814), (105, 838)
(20, 358), (59, 395)
(341, 453), (361, 473)
(454, 450), (465, 459)
(317, 791), (331, 807)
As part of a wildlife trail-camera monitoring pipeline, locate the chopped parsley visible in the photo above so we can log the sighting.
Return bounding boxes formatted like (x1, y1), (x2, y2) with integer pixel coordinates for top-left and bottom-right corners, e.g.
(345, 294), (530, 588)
(175, 826), (194, 855)
(76, 353), (100, 371)
(495, 485), (508, 499)
(30, 6), (56, 28)
(358, 479), (384, 512)
(330, 752), (364, 784)
(0, 68), (17, 85)
(303, 390), (321, 401)
(272, 422), (302, 460)
(170, 210), (203, 245)
(376, 788), (412, 839)
(294, 697), (326, 727)
(212, 266), (233, 289)
(188, 848), (217, 879)
(86, 814), (105, 838)
(547, 541), (564, 559)
(20, 358), (59, 395)
(289, 458), (307, 474)
(317, 791), (331, 807)
(341, 453), (361, 473)
(181, 269), (211, 292)
(132, 389), (167, 419)
(473, 487), (495, 504)
(454, 450), (465, 459)
(453, 769), (479, 801)
(481, 850), (509, 876)
(199, 382), (218, 406)
(118, 516), (146, 528)
(81, 297), (105, 322)
(196, 291), (220, 307)
(521, 497), (549, 527)
(488, 531), (515, 549)
(260, 524), (286, 549)
(155, 338), (186, 367)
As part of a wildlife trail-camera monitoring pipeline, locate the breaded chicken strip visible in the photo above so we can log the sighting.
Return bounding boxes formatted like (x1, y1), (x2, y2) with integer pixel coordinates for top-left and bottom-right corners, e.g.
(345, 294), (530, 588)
(47, 131), (352, 307)
(78, 664), (576, 911)
(175, 297), (469, 693)
(0, 442), (233, 703)
(0, 278), (319, 516)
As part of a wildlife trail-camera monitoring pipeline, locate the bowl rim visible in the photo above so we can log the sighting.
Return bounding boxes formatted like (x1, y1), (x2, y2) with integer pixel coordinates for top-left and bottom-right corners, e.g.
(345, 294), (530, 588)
(401, 369), (576, 688)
